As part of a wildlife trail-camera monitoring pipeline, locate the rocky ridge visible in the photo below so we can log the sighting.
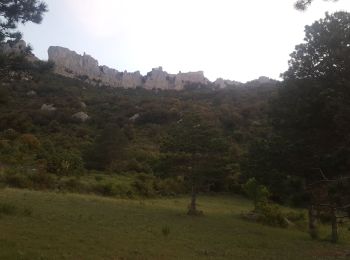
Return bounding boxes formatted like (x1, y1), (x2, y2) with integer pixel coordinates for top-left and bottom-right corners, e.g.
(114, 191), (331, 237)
(1, 41), (277, 89)
(48, 46), (239, 90)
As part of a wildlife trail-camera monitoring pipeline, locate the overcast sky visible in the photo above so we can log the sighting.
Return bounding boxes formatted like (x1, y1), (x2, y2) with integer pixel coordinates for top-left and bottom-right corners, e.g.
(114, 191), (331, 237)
(19, 0), (350, 82)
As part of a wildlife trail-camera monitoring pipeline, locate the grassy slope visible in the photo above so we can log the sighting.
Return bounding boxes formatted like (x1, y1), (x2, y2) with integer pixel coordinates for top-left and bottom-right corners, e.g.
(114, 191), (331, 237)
(0, 189), (349, 260)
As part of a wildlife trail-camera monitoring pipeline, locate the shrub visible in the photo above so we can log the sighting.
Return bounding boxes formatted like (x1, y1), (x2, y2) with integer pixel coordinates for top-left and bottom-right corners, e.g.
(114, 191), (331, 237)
(243, 178), (270, 211)
(19, 134), (40, 150)
(93, 183), (118, 197)
(60, 178), (87, 193)
(258, 204), (288, 228)
(3, 169), (33, 189)
(132, 173), (157, 197)
(29, 173), (56, 190)
(0, 203), (17, 216)
(154, 178), (186, 196)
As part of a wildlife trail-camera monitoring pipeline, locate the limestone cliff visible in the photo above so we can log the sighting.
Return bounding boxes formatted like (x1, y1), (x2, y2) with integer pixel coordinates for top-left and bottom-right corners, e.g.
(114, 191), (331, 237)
(0, 40), (38, 62)
(48, 46), (210, 90)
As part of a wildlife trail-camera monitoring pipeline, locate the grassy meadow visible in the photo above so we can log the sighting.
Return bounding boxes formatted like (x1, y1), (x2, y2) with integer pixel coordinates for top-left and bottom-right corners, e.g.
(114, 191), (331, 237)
(0, 188), (349, 259)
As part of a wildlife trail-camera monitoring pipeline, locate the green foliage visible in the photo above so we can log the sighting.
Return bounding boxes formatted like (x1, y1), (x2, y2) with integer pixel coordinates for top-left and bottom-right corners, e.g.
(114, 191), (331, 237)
(83, 125), (128, 171)
(0, 0), (47, 43)
(0, 53), (277, 198)
(38, 143), (84, 176)
(243, 178), (270, 211)
(160, 113), (229, 189)
(257, 203), (288, 228)
(284, 12), (350, 80)
(269, 12), (350, 185)
(0, 202), (17, 216)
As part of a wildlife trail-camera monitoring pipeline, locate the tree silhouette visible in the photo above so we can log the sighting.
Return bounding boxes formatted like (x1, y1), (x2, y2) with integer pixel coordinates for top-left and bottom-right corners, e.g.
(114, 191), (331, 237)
(0, 0), (47, 43)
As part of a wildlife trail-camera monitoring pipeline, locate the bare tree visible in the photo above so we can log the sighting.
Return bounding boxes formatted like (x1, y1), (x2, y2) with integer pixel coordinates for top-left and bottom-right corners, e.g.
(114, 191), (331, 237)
(307, 170), (350, 243)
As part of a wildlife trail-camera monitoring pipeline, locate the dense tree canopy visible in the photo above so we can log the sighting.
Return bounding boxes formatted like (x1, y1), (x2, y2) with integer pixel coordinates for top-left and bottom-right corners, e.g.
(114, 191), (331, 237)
(160, 113), (229, 214)
(276, 12), (350, 180)
(0, 0), (47, 43)
(245, 11), (350, 205)
(283, 12), (350, 80)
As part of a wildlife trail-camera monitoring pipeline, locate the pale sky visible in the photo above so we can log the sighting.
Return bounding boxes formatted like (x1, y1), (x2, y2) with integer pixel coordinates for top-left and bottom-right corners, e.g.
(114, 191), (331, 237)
(20, 0), (350, 83)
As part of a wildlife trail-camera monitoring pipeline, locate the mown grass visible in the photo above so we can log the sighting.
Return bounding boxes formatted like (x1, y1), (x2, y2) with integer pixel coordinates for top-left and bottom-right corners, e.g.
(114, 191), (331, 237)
(0, 188), (349, 259)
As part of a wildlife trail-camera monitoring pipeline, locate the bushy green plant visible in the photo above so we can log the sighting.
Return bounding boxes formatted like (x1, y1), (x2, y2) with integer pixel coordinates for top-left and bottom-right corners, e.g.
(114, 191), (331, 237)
(258, 204), (288, 228)
(3, 168), (33, 189)
(243, 178), (270, 211)
(133, 173), (157, 197)
(0, 202), (17, 216)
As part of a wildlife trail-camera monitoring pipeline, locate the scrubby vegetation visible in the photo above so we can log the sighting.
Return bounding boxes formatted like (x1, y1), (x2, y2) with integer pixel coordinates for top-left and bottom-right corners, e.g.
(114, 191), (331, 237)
(0, 52), (277, 201)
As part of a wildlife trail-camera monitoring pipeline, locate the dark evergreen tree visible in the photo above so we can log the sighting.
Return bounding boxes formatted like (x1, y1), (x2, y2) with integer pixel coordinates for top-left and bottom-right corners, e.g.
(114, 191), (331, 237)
(83, 125), (128, 171)
(160, 113), (228, 215)
(0, 0), (47, 43)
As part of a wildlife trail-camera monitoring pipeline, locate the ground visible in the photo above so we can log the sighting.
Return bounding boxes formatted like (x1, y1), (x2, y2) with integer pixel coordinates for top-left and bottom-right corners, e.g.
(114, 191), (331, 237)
(0, 188), (349, 259)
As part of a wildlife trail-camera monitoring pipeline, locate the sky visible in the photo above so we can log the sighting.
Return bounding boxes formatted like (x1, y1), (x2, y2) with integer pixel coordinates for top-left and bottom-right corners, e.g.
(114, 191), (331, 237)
(19, 0), (350, 83)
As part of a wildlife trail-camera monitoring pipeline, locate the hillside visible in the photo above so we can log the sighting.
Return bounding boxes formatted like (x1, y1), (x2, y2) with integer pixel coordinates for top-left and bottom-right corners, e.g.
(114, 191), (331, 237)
(0, 56), (277, 197)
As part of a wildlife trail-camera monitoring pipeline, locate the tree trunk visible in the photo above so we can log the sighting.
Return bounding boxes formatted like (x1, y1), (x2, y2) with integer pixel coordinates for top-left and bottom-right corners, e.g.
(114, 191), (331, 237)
(331, 206), (338, 243)
(308, 205), (318, 239)
(188, 183), (197, 214)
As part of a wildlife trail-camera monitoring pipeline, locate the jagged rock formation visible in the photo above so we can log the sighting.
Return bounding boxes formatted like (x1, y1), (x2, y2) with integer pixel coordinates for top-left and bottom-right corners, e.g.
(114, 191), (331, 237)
(2, 42), (275, 90)
(48, 46), (210, 90)
(0, 40), (38, 62)
(214, 78), (243, 88)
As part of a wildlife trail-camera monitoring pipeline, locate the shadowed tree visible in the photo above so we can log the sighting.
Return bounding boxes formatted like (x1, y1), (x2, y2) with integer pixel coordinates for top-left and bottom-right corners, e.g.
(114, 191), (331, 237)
(0, 0), (47, 43)
(270, 11), (350, 240)
(160, 113), (228, 215)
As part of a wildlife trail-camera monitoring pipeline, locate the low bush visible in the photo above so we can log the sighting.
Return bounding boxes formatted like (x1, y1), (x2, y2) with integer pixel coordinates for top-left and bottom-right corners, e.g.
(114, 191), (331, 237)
(0, 202), (17, 216)
(258, 204), (288, 228)
(132, 173), (157, 197)
(60, 178), (88, 193)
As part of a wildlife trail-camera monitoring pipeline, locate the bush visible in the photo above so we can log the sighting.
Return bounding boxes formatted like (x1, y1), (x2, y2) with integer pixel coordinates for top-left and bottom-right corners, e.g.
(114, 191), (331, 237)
(154, 178), (186, 196)
(3, 170), (33, 189)
(19, 134), (40, 150)
(258, 204), (288, 228)
(59, 178), (87, 193)
(132, 173), (157, 197)
(29, 173), (56, 190)
(243, 178), (270, 211)
(0, 203), (17, 216)
(91, 181), (133, 197)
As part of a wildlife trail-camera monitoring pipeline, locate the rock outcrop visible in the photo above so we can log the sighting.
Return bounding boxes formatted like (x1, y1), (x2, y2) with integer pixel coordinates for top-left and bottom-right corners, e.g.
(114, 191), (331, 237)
(48, 46), (210, 90)
(41, 104), (56, 112)
(72, 112), (89, 122)
(214, 78), (243, 88)
(0, 40), (38, 62)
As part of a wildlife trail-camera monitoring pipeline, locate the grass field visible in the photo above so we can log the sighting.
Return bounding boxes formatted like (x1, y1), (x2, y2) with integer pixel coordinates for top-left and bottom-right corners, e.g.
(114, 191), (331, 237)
(0, 188), (349, 259)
